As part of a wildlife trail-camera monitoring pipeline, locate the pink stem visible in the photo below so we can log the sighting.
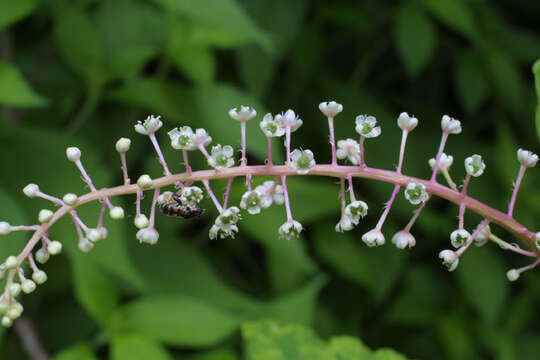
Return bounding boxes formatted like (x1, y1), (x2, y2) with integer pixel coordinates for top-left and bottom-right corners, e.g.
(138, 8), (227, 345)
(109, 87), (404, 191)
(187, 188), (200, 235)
(397, 130), (408, 174)
(458, 174), (471, 229)
(136, 190), (142, 217)
(74, 159), (114, 209)
(148, 189), (160, 226)
(223, 177), (234, 209)
(202, 180), (223, 213)
(36, 191), (63, 206)
(376, 184), (400, 230)
(456, 219), (490, 257)
(246, 174), (252, 191)
(285, 127), (291, 166)
(267, 137), (273, 166)
(10, 225), (40, 231)
(359, 136), (366, 167)
(508, 165), (526, 217)
(182, 149), (192, 174)
(505, 244), (537, 257)
(347, 174), (356, 202)
(404, 199), (428, 232)
(516, 258), (540, 274)
(148, 133), (171, 176)
(281, 175), (293, 221)
(70, 211), (89, 233)
(240, 121), (247, 166)
(328, 117), (337, 165)
(430, 132), (449, 182)
(27, 254), (38, 272)
(198, 144), (211, 161)
(120, 152), (130, 185)
(339, 178), (346, 209)
(97, 202), (106, 228)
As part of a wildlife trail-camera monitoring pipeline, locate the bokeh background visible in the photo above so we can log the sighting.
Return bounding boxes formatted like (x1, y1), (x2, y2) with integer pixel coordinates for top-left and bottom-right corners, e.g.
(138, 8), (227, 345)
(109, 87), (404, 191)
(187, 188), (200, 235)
(1, 0), (540, 359)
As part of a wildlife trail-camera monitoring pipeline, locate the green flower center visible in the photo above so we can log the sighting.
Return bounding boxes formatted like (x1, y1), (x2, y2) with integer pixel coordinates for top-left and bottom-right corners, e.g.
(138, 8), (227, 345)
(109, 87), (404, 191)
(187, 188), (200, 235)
(361, 123), (373, 135)
(179, 135), (190, 146)
(247, 194), (260, 207)
(407, 186), (422, 200)
(265, 123), (277, 134)
(216, 154), (228, 166)
(350, 205), (366, 217)
(297, 155), (310, 168)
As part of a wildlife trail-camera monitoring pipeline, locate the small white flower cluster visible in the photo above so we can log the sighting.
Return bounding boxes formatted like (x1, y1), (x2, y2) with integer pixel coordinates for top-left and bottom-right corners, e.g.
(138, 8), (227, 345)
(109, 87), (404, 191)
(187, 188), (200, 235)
(240, 190), (271, 215)
(78, 226), (108, 253)
(355, 115), (381, 138)
(517, 149), (538, 168)
(168, 126), (212, 150)
(278, 220), (303, 240)
(255, 181), (285, 206)
(208, 144), (235, 170)
(404, 182), (429, 205)
(210, 207), (241, 240)
(335, 201), (368, 232)
(135, 115), (163, 135)
(336, 139), (361, 165)
(290, 149), (316, 174)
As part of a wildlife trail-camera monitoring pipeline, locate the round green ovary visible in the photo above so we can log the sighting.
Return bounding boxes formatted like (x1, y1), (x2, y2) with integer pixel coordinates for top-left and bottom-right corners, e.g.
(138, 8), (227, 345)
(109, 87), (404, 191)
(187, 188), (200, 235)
(297, 156), (310, 168)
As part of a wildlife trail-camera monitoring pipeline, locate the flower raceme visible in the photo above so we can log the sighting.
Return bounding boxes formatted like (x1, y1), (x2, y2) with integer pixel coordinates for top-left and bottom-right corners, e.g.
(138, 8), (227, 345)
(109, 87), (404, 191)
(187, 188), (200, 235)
(0, 101), (539, 328)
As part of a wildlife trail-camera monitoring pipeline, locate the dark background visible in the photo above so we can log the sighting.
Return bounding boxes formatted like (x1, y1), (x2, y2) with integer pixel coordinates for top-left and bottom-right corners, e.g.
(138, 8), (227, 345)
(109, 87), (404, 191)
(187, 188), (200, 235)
(1, 0), (540, 359)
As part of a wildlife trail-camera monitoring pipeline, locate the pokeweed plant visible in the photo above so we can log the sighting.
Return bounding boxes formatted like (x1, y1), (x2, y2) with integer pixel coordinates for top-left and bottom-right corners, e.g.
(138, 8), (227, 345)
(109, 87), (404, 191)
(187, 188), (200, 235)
(0, 101), (538, 328)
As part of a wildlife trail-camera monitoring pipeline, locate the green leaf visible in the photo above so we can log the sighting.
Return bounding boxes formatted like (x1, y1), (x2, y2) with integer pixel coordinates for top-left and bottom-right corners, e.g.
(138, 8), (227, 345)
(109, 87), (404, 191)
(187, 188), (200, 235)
(0, 61), (47, 107)
(0, 0), (38, 30)
(455, 54), (489, 113)
(184, 347), (239, 360)
(52, 343), (97, 360)
(113, 295), (239, 347)
(153, 0), (271, 50)
(457, 247), (509, 323)
(533, 59), (540, 143)
(54, 7), (104, 85)
(169, 45), (216, 86)
(314, 224), (404, 300)
(242, 321), (408, 360)
(71, 253), (120, 327)
(111, 334), (173, 360)
(421, 0), (477, 39)
(395, 5), (437, 76)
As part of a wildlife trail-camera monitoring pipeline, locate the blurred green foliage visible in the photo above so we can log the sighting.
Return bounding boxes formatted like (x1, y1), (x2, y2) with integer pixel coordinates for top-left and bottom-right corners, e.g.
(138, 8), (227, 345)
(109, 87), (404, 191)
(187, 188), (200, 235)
(0, 0), (539, 359)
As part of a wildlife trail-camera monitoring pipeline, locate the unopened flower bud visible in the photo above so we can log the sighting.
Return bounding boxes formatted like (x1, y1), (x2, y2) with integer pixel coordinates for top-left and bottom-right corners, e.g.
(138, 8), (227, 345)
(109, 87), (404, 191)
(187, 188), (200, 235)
(441, 115), (462, 134)
(362, 229), (385, 247)
(134, 214), (149, 229)
(5, 256), (18, 269)
(35, 248), (49, 264)
(517, 149), (538, 168)
(38, 209), (54, 224)
(2, 316), (12, 328)
(9, 283), (21, 296)
(0, 222), (11, 236)
(319, 101), (343, 118)
(110, 206), (124, 220)
(32, 270), (47, 285)
(228, 106), (257, 122)
(429, 153), (453, 173)
(47, 241), (62, 255)
(392, 231), (416, 249)
(62, 193), (78, 206)
(23, 184), (40, 198)
(397, 112), (418, 132)
(137, 174), (153, 189)
(21, 279), (36, 294)
(507, 269), (519, 282)
(115, 138), (131, 153)
(87, 229), (102, 243)
(136, 228), (159, 245)
(0, 301), (7, 314)
(66, 147), (81, 162)
(98, 227), (108, 240)
(78, 238), (94, 253)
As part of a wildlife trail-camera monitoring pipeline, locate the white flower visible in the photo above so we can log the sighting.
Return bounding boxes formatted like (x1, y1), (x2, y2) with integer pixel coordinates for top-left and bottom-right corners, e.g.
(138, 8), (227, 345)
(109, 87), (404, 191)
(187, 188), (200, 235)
(335, 213), (354, 232)
(474, 225), (491, 247)
(193, 128), (212, 147)
(228, 105), (257, 122)
(404, 182), (428, 205)
(134, 115), (163, 135)
(517, 149), (538, 168)
(429, 153), (453, 173)
(110, 206), (125, 220)
(62, 193), (78, 206)
(336, 139), (361, 165)
(5, 256), (18, 269)
(355, 115), (381, 138)
(23, 184), (40, 198)
(464, 154), (485, 177)
(441, 115), (462, 134)
(397, 112), (418, 132)
(0, 222), (11, 236)
(344, 200), (368, 224)
(392, 231), (416, 249)
(136, 227), (159, 245)
(506, 269), (519, 282)
(209, 223), (239, 240)
(47, 241), (63, 255)
(179, 186), (204, 205)
(35, 248), (49, 264)
(278, 220), (303, 240)
(168, 126), (197, 150)
(134, 214), (150, 229)
(66, 147), (81, 162)
(277, 110), (303, 132)
(290, 149), (315, 174)
(450, 229), (471, 248)
(255, 181), (284, 206)
(137, 174), (153, 189)
(78, 238), (94, 253)
(259, 113), (285, 137)
(21, 279), (36, 294)
(115, 138), (131, 153)
(32, 271), (47, 285)
(208, 144), (235, 170)
(362, 229), (385, 247)
(215, 207), (241, 227)
(319, 101), (343, 118)
(439, 249), (459, 271)
(240, 190), (270, 215)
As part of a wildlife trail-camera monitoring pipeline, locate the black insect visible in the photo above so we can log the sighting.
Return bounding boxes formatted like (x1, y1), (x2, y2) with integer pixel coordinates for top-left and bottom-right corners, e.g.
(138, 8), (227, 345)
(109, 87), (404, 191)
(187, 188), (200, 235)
(159, 191), (204, 219)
